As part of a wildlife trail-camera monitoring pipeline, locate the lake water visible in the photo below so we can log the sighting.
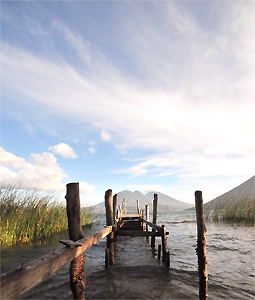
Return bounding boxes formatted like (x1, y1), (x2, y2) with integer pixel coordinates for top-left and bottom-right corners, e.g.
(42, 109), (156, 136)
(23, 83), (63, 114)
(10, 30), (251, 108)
(1, 212), (254, 299)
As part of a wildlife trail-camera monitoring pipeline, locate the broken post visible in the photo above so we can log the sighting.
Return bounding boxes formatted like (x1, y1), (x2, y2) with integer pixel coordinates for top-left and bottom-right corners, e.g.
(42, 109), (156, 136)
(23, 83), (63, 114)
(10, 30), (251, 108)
(195, 191), (208, 300)
(151, 193), (158, 248)
(66, 183), (85, 300)
(105, 189), (114, 266)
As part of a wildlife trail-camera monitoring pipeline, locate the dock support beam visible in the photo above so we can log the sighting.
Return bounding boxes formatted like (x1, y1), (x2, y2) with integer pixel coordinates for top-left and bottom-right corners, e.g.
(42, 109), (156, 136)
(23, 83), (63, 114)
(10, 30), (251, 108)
(151, 193), (158, 248)
(195, 191), (208, 300)
(105, 189), (114, 266)
(66, 183), (85, 300)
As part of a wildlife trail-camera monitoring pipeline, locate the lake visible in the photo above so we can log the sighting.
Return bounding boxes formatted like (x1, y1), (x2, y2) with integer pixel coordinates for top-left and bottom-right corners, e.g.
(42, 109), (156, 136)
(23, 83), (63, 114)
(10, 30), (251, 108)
(1, 211), (254, 299)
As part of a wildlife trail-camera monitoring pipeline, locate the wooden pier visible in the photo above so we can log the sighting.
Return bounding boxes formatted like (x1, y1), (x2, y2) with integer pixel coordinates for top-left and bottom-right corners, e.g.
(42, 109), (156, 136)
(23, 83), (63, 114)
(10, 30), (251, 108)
(0, 183), (207, 300)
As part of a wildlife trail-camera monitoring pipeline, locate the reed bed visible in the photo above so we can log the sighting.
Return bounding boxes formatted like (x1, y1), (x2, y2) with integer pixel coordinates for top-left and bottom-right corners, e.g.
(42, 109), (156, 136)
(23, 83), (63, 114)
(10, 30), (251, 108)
(205, 197), (254, 226)
(0, 185), (93, 247)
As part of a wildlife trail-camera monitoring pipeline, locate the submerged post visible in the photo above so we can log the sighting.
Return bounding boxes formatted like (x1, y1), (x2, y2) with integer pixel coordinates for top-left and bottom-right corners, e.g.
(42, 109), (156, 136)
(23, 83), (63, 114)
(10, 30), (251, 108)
(105, 189), (114, 266)
(195, 191), (208, 300)
(66, 183), (85, 300)
(151, 193), (158, 248)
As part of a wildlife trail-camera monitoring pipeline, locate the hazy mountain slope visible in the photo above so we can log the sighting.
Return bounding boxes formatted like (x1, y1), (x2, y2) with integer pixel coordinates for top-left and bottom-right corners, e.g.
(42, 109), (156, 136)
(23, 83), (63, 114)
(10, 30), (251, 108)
(204, 175), (255, 210)
(204, 176), (255, 223)
(92, 190), (193, 214)
(146, 191), (193, 212)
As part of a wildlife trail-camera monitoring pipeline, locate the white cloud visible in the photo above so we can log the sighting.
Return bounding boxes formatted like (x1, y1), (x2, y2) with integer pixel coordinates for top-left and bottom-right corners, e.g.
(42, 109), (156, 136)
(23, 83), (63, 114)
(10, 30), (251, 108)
(49, 143), (78, 159)
(88, 147), (96, 154)
(0, 147), (27, 169)
(79, 182), (95, 194)
(101, 130), (111, 141)
(0, 147), (94, 195)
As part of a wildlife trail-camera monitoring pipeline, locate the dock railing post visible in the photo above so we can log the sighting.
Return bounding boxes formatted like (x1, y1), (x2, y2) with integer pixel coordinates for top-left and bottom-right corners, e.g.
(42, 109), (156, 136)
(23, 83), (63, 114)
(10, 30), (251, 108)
(142, 210), (145, 230)
(65, 183), (85, 300)
(122, 198), (126, 214)
(151, 193), (158, 248)
(105, 189), (114, 266)
(113, 194), (117, 221)
(195, 191), (208, 300)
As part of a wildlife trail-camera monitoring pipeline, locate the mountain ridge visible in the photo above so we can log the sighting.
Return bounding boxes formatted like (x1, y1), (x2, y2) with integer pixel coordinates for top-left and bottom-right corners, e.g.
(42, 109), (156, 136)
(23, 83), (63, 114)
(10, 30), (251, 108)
(92, 190), (193, 214)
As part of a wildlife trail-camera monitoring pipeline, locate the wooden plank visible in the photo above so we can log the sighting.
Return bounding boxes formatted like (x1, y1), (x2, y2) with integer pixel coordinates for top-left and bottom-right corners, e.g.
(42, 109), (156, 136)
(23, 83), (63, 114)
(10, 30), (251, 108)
(120, 214), (141, 219)
(142, 219), (163, 233)
(116, 230), (163, 237)
(59, 240), (82, 248)
(1, 226), (112, 300)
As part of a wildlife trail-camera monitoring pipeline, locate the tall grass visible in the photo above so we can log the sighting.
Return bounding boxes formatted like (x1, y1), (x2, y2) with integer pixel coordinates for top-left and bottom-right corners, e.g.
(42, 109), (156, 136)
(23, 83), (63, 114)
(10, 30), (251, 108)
(0, 185), (94, 247)
(204, 197), (254, 226)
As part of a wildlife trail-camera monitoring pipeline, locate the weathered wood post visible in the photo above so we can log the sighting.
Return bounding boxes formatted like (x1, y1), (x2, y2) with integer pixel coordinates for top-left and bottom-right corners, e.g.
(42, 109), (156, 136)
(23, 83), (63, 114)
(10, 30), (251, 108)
(66, 183), (85, 300)
(122, 198), (126, 214)
(136, 200), (140, 214)
(113, 194), (117, 221)
(161, 225), (167, 262)
(145, 205), (149, 233)
(151, 193), (158, 248)
(105, 189), (114, 267)
(158, 244), (161, 260)
(142, 210), (145, 230)
(195, 191), (208, 300)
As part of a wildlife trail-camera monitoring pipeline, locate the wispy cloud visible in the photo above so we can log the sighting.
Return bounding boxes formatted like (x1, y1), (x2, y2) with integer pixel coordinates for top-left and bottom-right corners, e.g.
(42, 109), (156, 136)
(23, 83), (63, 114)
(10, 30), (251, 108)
(88, 147), (96, 154)
(1, 1), (254, 201)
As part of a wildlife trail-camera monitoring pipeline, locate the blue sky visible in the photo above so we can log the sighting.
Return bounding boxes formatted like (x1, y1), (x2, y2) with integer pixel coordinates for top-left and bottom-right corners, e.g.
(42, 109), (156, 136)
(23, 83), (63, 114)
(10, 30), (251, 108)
(1, 0), (254, 206)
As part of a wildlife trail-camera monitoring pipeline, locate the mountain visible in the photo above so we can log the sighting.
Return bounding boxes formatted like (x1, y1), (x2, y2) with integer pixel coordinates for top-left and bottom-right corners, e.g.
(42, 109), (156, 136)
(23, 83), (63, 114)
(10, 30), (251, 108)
(203, 175), (255, 223)
(92, 190), (193, 214)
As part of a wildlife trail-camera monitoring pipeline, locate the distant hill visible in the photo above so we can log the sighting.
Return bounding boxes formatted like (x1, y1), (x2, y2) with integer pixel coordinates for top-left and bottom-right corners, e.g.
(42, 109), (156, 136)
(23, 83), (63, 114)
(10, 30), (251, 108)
(204, 175), (255, 223)
(92, 190), (193, 214)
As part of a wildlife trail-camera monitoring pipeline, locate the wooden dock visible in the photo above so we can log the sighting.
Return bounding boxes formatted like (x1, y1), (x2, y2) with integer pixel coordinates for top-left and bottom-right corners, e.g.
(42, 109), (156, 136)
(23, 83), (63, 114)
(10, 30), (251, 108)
(0, 183), (207, 300)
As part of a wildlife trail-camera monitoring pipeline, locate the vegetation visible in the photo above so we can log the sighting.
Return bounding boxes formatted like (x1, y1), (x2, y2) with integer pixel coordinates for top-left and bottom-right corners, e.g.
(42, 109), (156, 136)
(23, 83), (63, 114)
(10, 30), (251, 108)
(0, 185), (94, 247)
(204, 196), (254, 226)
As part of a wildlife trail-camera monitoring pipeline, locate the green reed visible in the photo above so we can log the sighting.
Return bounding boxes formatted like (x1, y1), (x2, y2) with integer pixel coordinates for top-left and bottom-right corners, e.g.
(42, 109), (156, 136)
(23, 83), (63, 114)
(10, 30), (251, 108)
(0, 185), (94, 247)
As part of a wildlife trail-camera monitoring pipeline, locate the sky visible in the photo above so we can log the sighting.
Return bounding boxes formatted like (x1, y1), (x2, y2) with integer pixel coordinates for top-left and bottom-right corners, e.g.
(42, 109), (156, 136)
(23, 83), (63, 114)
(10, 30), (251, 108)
(0, 0), (254, 207)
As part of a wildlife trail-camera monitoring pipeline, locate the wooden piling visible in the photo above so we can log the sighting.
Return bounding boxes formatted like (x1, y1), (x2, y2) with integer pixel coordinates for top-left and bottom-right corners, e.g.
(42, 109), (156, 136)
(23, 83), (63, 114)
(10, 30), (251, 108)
(122, 198), (126, 214)
(66, 183), (85, 300)
(105, 248), (110, 269)
(158, 244), (161, 260)
(195, 191), (208, 300)
(145, 205), (149, 232)
(165, 249), (170, 268)
(105, 189), (114, 266)
(142, 210), (145, 230)
(113, 194), (117, 221)
(161, 225), (167, 262)
(136, 200), (140, 214)
(151, 193), (158, 248)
